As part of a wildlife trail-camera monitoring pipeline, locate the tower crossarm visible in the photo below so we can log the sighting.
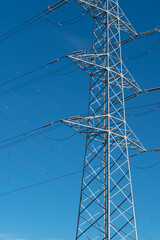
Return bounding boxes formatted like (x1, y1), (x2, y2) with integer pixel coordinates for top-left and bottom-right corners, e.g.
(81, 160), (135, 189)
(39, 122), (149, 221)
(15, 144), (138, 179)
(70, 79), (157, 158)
(73, 0), (138, 36)
(61, 116), (146, 152)
(67, 52), (142, 93)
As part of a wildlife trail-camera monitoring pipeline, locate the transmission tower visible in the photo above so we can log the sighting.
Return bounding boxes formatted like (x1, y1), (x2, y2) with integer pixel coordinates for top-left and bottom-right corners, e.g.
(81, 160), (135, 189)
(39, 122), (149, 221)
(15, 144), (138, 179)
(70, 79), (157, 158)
(61, 0), (146, 239)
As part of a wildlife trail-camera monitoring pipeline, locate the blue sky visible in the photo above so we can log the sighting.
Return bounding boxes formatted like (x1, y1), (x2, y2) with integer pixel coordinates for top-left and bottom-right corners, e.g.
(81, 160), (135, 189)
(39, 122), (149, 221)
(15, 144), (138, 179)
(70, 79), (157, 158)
(0, 0), (159, 240)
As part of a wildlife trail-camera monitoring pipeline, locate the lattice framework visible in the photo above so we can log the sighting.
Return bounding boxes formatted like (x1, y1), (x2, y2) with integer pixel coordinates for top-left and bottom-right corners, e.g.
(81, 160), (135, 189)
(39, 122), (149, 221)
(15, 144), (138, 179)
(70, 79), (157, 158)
(62, 1), (146, 239)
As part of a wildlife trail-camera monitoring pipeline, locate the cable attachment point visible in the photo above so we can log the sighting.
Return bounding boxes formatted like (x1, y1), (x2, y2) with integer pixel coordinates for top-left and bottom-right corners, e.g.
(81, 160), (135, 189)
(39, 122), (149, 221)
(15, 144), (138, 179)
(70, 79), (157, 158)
(48, 6), (55, 12)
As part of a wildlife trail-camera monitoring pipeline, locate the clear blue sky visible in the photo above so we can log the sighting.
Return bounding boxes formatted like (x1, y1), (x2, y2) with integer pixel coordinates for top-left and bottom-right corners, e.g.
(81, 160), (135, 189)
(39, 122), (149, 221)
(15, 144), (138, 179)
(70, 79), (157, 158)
(0, 0), (159, 240)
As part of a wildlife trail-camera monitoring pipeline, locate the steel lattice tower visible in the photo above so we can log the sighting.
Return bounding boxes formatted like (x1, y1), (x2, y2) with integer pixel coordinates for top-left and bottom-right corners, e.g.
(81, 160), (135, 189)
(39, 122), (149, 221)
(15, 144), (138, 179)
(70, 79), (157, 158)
(62, 0), (146, 239)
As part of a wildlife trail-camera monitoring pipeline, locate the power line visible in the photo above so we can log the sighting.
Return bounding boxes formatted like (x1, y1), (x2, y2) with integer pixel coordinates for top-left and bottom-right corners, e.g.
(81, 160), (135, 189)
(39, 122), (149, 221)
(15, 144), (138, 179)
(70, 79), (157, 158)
(0, 121), (79, 150)
(125, 102), (160, 116)
(0, 0), (68, 42)
(0, 1), (159, 238)
(126, 102), (160, 110)
(0, 50), (85, 96)
(0, 147), (160, 198)
(0, 93), (160, 150)
(75, 102), (160, 121)
(120, 28), (160, 46)
(0, 63), (76, 96)
(0, 105), (82, 195)
(1, 99), (160, 151)
(0, 50), (85, 89)
(0, 121), (60, 144)
(0, 92), (82, 170)
(43, 12), (86, 27)
(0, 103), (83, 196)
(0, 169), (157, 240)
(123, 38), (160, 60)
(0, 111), (159, 169)
(46, 65), (79, 75)
(0, 56), (66, 88)
(0, 121), (62, 151)
(0, 51), (86, 97)
(42, 131), (78, 141)
(131, 161), (160, 169)
(0, 58), (83, 174)
(0, 170), (74, 216)
(126, 104), (160, 117)
(130, 148), (160, 169)
(122, 86), (160, 104)
(0, 170), (82, 198)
